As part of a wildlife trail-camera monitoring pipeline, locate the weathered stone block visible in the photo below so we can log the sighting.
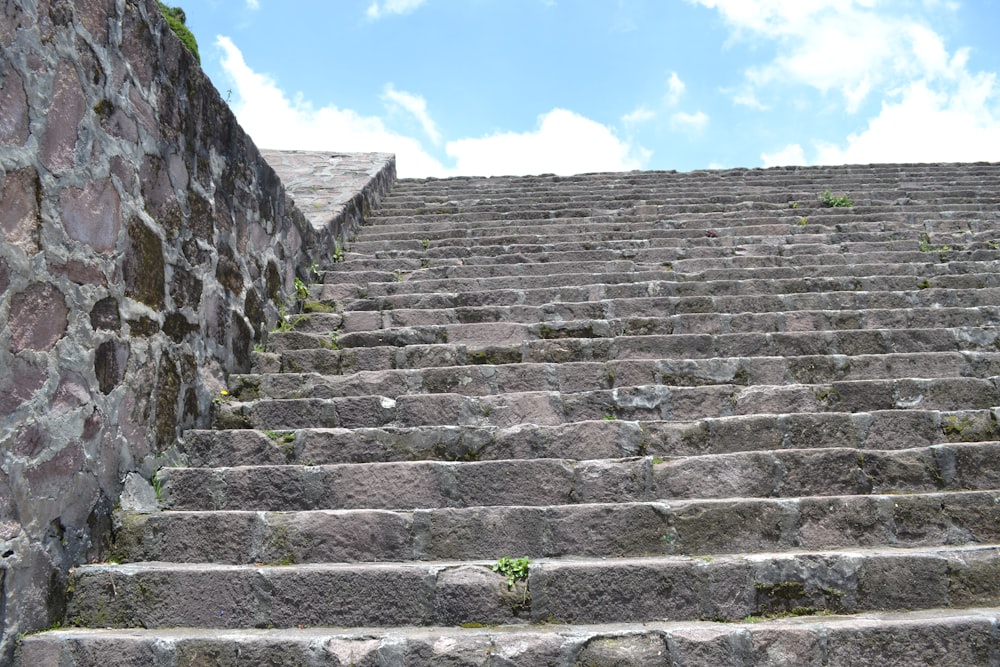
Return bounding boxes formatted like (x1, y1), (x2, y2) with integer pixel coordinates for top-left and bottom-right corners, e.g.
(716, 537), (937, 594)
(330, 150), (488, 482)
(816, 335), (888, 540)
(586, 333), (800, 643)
(0, 166), (40, 253)
(94, 340), (128, 394)
(123, 218), (165, 309)
(9, 283), (67, 352)
(40, 60), (86, 172)
(59, 178), (121, 253)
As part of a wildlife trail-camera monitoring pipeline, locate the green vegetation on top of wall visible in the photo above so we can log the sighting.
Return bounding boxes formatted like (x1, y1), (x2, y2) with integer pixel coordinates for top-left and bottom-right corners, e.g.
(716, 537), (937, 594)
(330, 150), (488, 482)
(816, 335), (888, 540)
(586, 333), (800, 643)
(158, 3), (200, 63)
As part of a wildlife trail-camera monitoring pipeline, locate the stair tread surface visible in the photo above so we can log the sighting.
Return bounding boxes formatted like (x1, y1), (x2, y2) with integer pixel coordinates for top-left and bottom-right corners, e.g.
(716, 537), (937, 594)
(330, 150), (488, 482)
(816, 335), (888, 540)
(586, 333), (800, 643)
(31, 162), (1000, 665)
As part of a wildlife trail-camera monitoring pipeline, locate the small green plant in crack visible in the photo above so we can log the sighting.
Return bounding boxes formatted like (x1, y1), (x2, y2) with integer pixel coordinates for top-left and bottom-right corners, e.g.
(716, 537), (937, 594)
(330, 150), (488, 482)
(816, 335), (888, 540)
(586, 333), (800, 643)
(273, 306), (305, 333)
(789, 201), (799, 209)
(309, 262), (321, 280)
(421, 238), (431, 250)
(797, 216), (808, 226)
(917, 278), (932, 289)
(602, 414), (617, 421)
(820, 190), (853, 207)
(493, 556), (530, 588)
(814, 387), (840, 403)
(293, 277), (309, 301)
(918, 232), (953, 253)
(150, 470), (163, 501)
(332, 241), (345, 263)
(263, 430), (296, 444)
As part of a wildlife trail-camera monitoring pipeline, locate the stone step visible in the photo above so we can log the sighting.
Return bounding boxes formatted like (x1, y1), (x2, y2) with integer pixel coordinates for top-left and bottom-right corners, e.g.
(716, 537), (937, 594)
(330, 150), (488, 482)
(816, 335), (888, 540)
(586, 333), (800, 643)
(181, 410), (1000, 467)
(19, 608), (1000, 667)
(64, 545), (1000, 629)
(347, 229), (998, 256)
(233, 354), (1000, 400)
(213, 375), (1000, 430)
(329, 287), (1000, 326)
(375, 201), (997, 221)
(345, 237), (935, 263)
(322, 245), (999, 276)
(330, 305), (1000, 336)
(114, 489), (1000, 565)
(159, 441), (1000, 512)
(339, 270), (1000, 300)
(321, 258), (998, 292)
(328, 276), (1000, 312)
(266, 327), (1000, 375)
(314, 307), (1000, 347)
(346, 227), (982, 258)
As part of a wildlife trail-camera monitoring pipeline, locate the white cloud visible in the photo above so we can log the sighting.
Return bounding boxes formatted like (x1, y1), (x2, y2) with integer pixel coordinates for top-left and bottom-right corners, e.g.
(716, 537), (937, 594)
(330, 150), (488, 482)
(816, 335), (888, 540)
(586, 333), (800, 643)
(689, 0), (966, 112)
(666, 71), (685, 106)
(761, 143), (807, 167)
(622, 106), (656, 126)
(381, 84), (441, 145)
(763, 70), (1000, 166)
(445, 109), (649, 176)
(813, 75), (1000, 164)
(670, 111), (709, 134)
(215, 36), (449, 177)
(245, 0), (259, 9)
(366, 0), (426, 20)
(216, 37), (648, 178)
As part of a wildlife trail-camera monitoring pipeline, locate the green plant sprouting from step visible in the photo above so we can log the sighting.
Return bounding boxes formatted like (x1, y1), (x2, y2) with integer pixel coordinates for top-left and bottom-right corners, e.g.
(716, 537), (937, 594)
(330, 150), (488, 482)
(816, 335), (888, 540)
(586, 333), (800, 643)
(332, 240), (345, 263)
(819, 190), (853, 207)
(493, 556), (530, 589)
(918, 231), (954, 252)
(293, 277), (309, 301)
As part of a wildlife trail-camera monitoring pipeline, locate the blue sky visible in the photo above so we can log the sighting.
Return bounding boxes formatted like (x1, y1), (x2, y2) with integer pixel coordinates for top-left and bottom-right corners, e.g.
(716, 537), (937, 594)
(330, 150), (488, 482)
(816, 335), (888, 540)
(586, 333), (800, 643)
(184, 0), (1000, 177)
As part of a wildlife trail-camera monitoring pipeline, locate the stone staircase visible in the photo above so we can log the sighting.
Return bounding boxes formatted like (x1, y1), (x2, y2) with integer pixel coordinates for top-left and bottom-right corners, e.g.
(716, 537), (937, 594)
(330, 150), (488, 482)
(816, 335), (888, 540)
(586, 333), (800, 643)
(20, 163), (1000, 665)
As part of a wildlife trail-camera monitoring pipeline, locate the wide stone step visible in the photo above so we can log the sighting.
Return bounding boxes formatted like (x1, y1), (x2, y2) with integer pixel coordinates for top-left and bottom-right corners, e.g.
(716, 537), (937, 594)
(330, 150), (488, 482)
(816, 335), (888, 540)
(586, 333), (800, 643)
(181, 410), (1000, 467)
(323, 247), (998, 281)
(323, 246), (963, 275)
(64, 545), (1000, 628)
(356, 207), (996, 239)
(348, 228), (997, 256)
(268, 327), (1000, 375)
(344, 270), (1000, 300)
(330, 305), (1000, 336)
(234, 353), (1000, 401)
(329, 289), (1000, 330)
(318, 307), (1000, 346)
(330, 277), (1000, 313)
(347, 216), (995, 247)
(114, 489), (1000, 565)
(352, 236), (916, 263)
(318, 256), (1000, 302)
(19, 609), (1000, 667)
(159, 441), (1000, 511)
(214, 375), (1000, 430)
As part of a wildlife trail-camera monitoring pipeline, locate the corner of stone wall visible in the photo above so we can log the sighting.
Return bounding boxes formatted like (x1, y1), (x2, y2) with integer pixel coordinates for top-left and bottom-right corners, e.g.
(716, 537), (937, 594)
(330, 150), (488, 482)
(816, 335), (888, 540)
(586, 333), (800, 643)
(0, 1), (347, 663)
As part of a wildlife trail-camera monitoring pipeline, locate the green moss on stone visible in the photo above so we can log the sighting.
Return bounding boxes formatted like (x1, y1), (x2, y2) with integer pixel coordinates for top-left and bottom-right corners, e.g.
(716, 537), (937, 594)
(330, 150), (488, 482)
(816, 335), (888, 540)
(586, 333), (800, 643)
(158, 3), (200, 63)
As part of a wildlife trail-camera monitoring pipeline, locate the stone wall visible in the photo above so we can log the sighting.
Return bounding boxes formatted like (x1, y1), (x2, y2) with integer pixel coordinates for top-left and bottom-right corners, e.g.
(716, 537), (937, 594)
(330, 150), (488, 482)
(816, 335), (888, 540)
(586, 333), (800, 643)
(0, 1), (393, 662)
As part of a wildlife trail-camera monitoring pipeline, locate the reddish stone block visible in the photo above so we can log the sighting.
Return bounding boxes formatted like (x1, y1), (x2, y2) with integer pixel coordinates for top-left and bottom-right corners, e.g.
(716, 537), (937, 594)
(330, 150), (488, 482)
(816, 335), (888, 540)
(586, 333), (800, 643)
(40, 60), (86, 173)
(59, 178), (122, 253)
(0, 166), (41, 253)
(9, 282), (68, 352)
(0, 354), (48, 416)
(0, 62), (29, 146)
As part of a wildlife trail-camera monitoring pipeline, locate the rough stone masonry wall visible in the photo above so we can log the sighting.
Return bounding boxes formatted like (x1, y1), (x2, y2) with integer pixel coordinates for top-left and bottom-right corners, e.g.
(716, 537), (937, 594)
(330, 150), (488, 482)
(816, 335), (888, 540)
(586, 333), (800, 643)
(0, 1), (390, 662)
